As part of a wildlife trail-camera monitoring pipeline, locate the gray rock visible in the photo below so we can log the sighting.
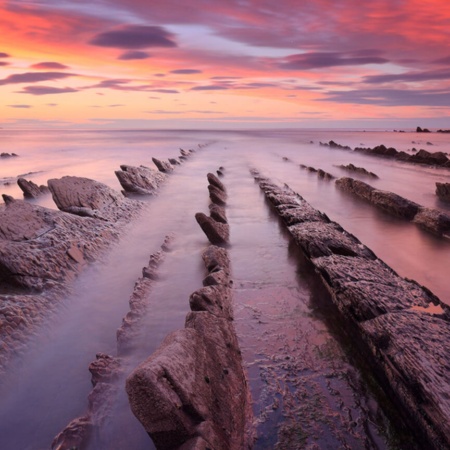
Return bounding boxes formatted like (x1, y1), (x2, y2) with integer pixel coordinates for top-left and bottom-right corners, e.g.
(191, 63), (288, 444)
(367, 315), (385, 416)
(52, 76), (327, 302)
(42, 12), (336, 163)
(337, 163), (378, 178)
(436, 182), (450, 202)
(169, 158), (181, 165)
(413, 207), (450, 238)
(208, 184), (227, 206)
(362, 311), (450, 449)
(288, 221), (377, 260)
(17, 178), (49, 198)
(48, 176), (141, 222)
(209, 203), (227, 224)
(314, 255), (435, 321)
(336, 177), (420, 220)
(115, 165), (166, 195)
(207, 173), (226, 192)
(195, 213), (229, 246)
(152, 157), (174, 173)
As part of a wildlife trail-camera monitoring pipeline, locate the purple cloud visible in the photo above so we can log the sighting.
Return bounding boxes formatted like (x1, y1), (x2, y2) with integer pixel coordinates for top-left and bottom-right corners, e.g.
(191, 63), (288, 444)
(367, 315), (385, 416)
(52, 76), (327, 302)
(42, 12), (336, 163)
(191, 85), (229, 91)
(0, 62), (8, 66)
(0, 52), (10, 58)
(364, 69), (450, 84)
(0, 72), (74, 86)
(8, 104), (32, 108)
(280, 51), (389, 70)
(118, 50), (151, 60)
(20, 86), (78, 95)
(149, 89), (179, 94)
(89, 25), (177, 49)
(170, 69), (202, 74)
(31, 62), (70, 70)
(320, 88), (450, 106)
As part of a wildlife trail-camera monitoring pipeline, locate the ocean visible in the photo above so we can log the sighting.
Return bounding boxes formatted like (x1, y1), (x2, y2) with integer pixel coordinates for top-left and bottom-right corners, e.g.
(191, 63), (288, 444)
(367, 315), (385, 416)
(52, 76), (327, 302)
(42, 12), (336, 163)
(0, 128), (449, 449)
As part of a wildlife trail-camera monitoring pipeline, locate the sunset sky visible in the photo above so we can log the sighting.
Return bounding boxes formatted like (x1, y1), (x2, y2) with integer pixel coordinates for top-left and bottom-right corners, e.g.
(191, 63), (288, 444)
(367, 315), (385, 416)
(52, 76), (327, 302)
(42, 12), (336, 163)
(1, 0), (450, 129)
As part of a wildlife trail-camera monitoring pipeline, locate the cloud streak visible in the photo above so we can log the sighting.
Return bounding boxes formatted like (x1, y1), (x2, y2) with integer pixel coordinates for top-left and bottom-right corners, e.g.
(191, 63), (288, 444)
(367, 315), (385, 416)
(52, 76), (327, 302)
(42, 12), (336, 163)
(0, 72), (74, 86)
(89, 25), (177, 49)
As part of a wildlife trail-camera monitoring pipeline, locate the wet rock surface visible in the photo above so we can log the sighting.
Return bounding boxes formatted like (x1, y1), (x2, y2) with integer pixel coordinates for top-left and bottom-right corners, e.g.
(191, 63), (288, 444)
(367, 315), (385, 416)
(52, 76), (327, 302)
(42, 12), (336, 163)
(152, 157), (174, 173)
(127, 175), (252, 450)
(17, 177), (49, 198)
(48, 175), (141, 221)
(195, 170), (230, 245)
(336, 176), (450, 237)
(115, 164), (166, 196)
(252, 170), (450, 449)
(337, 163), (378, 178)
(436, 182), (450, 202)
(51, 353), (122, 450)
(0, 176), (144, 375)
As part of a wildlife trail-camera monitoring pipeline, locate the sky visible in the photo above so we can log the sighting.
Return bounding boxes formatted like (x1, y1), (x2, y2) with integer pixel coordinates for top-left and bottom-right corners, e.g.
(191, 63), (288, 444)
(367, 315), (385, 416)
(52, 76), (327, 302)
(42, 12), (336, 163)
(1, 0), (450, 129)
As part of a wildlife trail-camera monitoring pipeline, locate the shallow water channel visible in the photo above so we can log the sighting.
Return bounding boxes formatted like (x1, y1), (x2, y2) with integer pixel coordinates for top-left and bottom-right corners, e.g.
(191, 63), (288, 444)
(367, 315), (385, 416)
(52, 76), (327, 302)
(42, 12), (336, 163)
(0, 131), (448, 449)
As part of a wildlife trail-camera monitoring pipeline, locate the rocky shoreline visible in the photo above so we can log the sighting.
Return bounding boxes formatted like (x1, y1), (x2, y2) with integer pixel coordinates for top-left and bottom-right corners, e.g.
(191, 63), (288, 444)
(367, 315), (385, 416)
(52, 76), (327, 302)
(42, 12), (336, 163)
(251, 170), (450, 449)
(320, 140), (450, 168)
(0, 150), (195, 376)
(127, 171), (252, 450)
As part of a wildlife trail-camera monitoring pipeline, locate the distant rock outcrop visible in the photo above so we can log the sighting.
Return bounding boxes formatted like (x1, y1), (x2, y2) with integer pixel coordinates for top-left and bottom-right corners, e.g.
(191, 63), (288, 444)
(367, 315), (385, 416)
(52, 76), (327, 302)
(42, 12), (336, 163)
(335, 177), (450, 237)
(337, 163), (378, 178)
(436, 182), (450, 202)
(152, 157), (174, 173)
(115, 165), (166, 196)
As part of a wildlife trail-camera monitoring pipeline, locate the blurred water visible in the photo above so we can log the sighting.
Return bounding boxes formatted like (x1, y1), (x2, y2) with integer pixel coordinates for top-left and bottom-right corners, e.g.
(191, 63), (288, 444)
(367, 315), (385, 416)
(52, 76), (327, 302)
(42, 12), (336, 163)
(0, 128), (449, 449)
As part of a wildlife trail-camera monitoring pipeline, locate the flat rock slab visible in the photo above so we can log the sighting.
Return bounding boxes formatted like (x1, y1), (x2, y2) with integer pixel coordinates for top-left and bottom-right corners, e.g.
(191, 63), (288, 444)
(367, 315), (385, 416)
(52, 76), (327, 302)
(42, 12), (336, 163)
(314, 255), (436, 321)
(276, 203), (330, 225)
(288, 221), (377, 260)
(336, 177), (420, 220)
(48, 176), (141, 222)
(362, 311), (450, 449)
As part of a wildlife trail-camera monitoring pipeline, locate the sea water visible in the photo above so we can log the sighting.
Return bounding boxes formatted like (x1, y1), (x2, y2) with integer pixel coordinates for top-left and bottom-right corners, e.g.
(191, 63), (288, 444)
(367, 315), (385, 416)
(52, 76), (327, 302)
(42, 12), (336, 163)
(0, 128), (449, 449)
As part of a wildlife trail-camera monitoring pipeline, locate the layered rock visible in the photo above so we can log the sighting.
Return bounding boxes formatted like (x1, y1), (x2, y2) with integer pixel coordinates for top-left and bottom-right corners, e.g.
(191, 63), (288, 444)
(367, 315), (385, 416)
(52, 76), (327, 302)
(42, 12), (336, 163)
(117, 235), (173, 354)
(127, 174), (251, 450)
(0, 178), (143, 374)
(152, 157), (174, 173)
(337, 163), (378, 178)
(336, 177), (450, 237)
(17, 177), (49, 198)
(48, 176), (141, 221)
(436, 182), (450, 202)
(195, 171), (230, 246)
(321, 140), (450, 169)
(115, 165), (166, 196)
(252, 170), (450, 449)
(299, 164), (335, 180)
(127, 245), (251, 450)
(52, 353), (122, 450)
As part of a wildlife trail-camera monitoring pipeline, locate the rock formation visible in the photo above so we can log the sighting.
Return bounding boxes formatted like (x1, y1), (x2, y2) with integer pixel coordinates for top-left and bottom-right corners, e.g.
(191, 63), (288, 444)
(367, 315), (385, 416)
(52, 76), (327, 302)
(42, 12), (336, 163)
(0, 152), (18, 158)
(251, 169), (450, 450)
(117, 235), (173, 354)
(52, 353), (122, 450)
(436, 182), (450, 202)
(48, 176), (141, 221)
(152, 157), (174, 173)
(17, 178), (49, 198)
(336, 177), (450, 237)
(195, 171), (230, 245)
(126, 174), (251, 450)
(115, 165), (166, 196)
(337, 163), (378, 178)
(0, 177), (143, 375)
(322, 140), (450, 169)
(299, 164), (335, 179)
